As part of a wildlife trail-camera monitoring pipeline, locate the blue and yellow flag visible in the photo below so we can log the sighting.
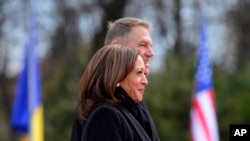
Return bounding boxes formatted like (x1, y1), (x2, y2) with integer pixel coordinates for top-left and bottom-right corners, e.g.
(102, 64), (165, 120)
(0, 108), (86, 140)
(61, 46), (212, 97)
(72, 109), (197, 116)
(11, 1), (44, 141)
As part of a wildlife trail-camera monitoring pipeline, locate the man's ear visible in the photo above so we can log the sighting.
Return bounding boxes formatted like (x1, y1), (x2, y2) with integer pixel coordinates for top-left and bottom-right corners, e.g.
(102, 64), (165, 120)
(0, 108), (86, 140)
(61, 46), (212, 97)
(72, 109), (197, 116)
(110, 40), (121, 45)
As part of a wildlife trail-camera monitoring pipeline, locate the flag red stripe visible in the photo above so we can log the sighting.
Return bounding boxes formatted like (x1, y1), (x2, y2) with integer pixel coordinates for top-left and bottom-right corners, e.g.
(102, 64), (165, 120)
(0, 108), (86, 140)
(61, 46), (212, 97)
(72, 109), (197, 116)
(193, 93), (211, 141)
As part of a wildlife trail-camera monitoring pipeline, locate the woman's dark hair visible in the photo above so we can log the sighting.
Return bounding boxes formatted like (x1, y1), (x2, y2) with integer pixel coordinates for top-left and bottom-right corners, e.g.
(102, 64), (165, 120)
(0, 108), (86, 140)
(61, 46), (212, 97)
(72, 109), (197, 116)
(78, 45), (139, 122)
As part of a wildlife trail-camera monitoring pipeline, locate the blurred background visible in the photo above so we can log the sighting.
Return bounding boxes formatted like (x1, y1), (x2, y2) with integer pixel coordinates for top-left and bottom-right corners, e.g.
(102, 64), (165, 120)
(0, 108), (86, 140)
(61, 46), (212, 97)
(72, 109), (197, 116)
(1, 0), (250, 140)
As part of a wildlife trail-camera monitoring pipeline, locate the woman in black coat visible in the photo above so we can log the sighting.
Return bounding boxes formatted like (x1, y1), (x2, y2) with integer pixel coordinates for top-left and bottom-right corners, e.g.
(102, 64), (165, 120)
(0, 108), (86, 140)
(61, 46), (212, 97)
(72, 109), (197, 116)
(77, 45), (160, 141)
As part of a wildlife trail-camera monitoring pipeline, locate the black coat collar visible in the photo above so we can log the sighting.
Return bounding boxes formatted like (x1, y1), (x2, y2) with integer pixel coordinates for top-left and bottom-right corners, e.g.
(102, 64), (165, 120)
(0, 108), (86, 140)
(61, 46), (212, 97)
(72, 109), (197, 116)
(115, 87), (141, 118)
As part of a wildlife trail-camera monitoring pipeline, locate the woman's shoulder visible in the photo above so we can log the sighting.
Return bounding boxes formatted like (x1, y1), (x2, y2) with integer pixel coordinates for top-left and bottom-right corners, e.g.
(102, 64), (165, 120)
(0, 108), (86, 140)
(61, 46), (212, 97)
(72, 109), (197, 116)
(94, 103), (119, 112)
(88, 103), (123, 120)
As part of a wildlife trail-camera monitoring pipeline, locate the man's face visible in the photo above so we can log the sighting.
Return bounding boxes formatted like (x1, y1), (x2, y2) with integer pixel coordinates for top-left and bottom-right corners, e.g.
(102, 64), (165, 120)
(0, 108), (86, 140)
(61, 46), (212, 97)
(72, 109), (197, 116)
(125, 26), (154, 75)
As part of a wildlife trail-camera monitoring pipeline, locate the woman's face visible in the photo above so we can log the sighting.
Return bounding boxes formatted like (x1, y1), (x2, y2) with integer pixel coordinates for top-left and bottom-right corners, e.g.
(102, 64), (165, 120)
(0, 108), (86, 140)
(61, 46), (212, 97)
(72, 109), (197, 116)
(120, 55), (148, 102)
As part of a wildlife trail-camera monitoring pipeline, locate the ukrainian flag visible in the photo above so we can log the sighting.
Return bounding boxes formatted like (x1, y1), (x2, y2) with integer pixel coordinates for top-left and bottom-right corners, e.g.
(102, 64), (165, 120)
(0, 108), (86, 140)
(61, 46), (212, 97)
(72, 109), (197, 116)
(11, 1), (44, 141)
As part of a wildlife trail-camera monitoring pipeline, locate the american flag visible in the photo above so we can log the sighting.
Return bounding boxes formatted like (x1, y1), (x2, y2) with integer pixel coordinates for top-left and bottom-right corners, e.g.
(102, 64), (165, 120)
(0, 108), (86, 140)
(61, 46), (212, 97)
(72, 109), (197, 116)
(190, 16), (219, 141)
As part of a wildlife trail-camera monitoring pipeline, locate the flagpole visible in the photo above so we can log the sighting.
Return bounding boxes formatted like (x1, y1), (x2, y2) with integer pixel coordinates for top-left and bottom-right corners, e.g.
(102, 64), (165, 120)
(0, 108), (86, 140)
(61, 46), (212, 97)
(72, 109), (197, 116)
(28, 0), (44, 140)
